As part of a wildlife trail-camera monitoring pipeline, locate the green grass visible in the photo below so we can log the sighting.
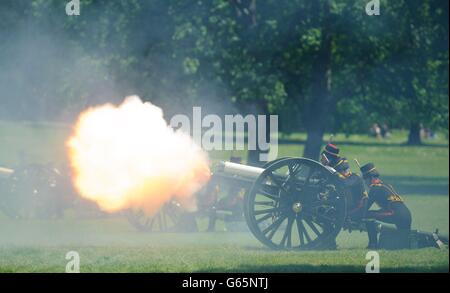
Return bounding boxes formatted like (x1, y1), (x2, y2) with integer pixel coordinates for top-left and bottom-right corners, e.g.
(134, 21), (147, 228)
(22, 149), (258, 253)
(0, 195), (448, 273)
(0, 121), (448, 272)
(0, 246), (447, 273)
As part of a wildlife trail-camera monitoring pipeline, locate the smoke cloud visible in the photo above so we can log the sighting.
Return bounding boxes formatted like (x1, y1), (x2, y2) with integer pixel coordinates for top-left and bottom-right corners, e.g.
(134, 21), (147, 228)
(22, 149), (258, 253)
(67, 95), (211, 215)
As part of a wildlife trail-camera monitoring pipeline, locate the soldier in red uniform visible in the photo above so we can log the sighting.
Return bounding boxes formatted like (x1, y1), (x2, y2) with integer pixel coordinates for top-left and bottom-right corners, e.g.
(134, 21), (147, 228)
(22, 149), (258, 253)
(320, 144), (368, 249)
(332, 157), (368, 222)
(360, 163), (412, 249)
(321, 144), (368, 222)
(320, 143), (341, 167)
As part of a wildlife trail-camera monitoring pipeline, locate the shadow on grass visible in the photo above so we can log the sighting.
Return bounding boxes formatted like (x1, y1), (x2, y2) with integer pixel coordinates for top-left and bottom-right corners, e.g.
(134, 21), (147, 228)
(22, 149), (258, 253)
(195, 264), (449, 273)
(383, 176), (449, 196)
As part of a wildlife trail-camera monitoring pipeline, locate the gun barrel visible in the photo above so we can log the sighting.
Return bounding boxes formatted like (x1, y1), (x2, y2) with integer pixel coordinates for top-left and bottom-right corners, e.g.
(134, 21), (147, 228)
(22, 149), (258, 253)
(219, 161), (264, 179)
(0, 166), (14, 179)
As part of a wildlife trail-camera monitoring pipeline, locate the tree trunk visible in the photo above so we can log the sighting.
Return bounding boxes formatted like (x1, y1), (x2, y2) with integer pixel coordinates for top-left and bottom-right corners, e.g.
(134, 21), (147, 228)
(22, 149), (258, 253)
(403, 4), (423, 147)
(230, 0), (263, 165)
(407, 122), (422, 145)
(247, 100), (270, 167)
(303, 130), (325, 160)
(303, 0), (334, 160)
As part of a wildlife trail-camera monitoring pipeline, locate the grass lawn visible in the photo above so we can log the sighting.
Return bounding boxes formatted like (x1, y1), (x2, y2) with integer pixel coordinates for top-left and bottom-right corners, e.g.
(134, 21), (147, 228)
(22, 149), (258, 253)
(0, 121), (448, 272)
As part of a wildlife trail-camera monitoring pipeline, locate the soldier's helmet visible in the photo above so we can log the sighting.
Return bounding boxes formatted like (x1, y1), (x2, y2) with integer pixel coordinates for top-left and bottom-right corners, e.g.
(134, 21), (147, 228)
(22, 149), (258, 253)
(360, 163), (380, 179)
(332, 157), (350, 173)
(321, 143), (340, 166)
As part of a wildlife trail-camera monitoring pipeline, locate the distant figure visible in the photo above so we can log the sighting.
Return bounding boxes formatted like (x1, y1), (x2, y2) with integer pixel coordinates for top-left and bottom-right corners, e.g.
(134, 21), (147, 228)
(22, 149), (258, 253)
(424, 127), (436, 140)
(420, 123), (426, 139)
(419, 124), (437, 140)
(427, 129), (436, 139)
(380, 123), (391, 138)
(370, 123), (382, 139)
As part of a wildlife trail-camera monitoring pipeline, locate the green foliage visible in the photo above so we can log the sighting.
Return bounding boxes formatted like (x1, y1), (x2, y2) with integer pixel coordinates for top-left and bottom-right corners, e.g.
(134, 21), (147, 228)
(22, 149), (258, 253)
(0, 0), (448, 134)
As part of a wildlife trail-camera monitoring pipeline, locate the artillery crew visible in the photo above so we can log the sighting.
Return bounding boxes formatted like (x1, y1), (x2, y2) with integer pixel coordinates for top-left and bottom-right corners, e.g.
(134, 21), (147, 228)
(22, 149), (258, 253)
(321, 144), (368, 222)
(321, 144), (414, 249)
(332, 157), (368, 221)
(320, 144), (417, 249)
(320, 143), (341, 167)
(360, 163), (412, 249)
(319, 144), (368, 249)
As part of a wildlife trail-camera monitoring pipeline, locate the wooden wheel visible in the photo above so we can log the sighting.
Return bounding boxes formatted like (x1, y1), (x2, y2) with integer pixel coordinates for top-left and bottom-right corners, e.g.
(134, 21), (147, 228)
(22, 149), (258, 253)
(262, 157), (294, 169)
(126, 201), (197, 232)
(244, 158), (346, 250)
(1, 164), (68, 219)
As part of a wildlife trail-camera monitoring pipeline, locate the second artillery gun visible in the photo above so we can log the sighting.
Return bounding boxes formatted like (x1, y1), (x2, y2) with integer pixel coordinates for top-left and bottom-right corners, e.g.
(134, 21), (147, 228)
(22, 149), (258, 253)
(0, 164), (71, 219)
(0, 163), (98, 219)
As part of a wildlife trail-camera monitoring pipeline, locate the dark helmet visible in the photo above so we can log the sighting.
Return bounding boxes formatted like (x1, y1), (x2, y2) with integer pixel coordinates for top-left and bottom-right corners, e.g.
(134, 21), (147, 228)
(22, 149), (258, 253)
(332, 157), (350, 173)
(321, 143), (340, 164)
(360, 163), (380, 179)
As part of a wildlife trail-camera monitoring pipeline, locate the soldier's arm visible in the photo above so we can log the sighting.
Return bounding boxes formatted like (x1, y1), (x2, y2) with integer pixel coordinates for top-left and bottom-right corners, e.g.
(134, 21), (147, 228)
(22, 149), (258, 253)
(347, 178), (369, 217)
(366, 189), (377, 210)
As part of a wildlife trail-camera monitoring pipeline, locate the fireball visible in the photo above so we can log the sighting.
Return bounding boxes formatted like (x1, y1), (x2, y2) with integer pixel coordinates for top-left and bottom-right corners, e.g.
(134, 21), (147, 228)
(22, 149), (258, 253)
(67, 96), (210, 215)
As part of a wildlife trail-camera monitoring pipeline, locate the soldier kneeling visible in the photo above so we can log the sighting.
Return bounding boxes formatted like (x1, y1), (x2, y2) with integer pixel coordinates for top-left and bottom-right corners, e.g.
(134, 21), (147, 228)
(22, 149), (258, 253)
(360, 163), (412, 249)
(320, 144), (368, 249)
(320, 144), (368, 224)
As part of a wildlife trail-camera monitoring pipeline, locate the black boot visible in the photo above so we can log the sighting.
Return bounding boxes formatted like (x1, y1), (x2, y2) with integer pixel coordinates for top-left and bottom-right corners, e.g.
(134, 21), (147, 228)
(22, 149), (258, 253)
(365, 221), (379, 249)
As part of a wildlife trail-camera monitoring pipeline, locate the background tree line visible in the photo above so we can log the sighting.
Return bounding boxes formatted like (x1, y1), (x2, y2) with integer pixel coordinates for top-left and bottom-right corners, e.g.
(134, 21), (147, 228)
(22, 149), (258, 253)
(0, 0), (448, 163)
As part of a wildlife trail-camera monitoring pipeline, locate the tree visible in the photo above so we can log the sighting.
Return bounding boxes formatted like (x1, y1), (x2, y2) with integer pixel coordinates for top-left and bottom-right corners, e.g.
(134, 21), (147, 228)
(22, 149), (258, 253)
(169, 0), (288, 165)
(1, 0), (447, 152)
(301, 0), (334, 159)
(351, 0), (449, 144)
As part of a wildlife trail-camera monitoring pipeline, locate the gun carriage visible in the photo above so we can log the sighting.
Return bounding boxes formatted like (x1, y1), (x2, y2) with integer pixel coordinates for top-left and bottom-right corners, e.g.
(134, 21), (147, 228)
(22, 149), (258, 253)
(125, 157), (448, 250)
(0, 163), (93, 219)
(126, 157), (348, 250)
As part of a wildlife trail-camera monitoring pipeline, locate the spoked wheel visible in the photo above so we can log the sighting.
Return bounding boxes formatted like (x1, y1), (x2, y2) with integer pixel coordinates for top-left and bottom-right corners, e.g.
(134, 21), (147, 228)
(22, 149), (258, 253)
(245, 158), (346, 250)
(126, 201), (197, 232)
(262, 157), (294, 169)
(1, 164), (67, 219)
